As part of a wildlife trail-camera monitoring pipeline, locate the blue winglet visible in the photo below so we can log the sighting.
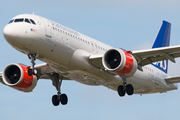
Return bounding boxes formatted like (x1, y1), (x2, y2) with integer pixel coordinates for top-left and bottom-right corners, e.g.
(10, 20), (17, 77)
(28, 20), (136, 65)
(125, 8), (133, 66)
(151, 21), (171, 74)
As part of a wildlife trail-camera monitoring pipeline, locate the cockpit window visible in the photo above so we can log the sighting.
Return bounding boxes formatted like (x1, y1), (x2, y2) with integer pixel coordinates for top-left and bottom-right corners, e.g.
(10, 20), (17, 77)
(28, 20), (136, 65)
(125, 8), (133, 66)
(14, 18), (24, 22)
(8, 18), (36, 25)
(8, 19), (14, 24)
(30, 19), (36, 25)
(25, 18), (31, 23)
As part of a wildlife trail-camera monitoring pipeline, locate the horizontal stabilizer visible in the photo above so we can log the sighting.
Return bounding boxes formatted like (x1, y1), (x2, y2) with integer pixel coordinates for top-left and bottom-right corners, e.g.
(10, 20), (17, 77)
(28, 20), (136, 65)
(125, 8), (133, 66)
(165, 76), (180, 83)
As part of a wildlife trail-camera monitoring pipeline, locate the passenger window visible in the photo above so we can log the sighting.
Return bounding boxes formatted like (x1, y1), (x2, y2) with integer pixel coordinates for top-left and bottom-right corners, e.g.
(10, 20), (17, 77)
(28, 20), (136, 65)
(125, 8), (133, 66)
(14, 18), (24, 22)
(25, 18), (31, 23)
(8, 19), (14, 24)
(30, 19), (36, 25)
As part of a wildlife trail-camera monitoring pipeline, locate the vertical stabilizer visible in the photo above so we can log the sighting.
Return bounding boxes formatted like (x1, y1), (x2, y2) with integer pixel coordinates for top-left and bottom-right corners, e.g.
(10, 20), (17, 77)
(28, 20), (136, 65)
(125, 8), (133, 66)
(151, 21), (171, 74)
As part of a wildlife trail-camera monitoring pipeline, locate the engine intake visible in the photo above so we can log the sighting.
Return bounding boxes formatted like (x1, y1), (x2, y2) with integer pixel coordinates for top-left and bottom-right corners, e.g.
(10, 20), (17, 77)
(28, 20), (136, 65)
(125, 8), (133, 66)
(102, 49), (137, 77)
(2, 63), (37, 92)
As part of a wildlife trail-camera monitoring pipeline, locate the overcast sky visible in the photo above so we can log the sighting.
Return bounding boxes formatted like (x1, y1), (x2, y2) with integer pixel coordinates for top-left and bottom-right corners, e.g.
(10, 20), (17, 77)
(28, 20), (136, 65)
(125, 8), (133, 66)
(0, 0), (180, 120)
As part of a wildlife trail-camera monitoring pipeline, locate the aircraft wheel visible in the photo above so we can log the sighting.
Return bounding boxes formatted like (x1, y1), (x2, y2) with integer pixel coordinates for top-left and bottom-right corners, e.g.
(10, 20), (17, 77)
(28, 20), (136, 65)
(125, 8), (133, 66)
(126, 84), (134, 95)
(28, 69), (33, 76)
(60, 94), (68, 105)
(52, 95), (60, 106)
(117, 85), (125, 97)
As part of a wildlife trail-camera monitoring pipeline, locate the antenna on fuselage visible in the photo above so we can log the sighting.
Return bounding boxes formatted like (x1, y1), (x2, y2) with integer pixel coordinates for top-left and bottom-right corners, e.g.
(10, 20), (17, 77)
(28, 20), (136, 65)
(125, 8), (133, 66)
(32, 12), (34, 15)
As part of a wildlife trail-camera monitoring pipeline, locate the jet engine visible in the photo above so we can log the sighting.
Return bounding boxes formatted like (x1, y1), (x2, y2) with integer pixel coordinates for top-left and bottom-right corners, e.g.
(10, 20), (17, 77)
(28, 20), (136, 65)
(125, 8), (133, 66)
(2, 63), (37, 92)
(102, 49), (138, 77)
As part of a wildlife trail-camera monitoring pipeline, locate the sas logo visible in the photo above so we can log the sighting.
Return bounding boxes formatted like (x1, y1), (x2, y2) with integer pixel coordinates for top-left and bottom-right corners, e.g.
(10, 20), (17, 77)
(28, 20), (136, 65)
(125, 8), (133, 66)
(152, 60), (168, 73)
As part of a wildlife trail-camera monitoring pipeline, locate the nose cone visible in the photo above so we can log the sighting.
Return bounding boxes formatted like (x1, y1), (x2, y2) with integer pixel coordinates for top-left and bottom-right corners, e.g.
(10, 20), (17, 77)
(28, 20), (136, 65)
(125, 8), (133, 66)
(3, 24), (22, 46)
(3, 24), (16, 44)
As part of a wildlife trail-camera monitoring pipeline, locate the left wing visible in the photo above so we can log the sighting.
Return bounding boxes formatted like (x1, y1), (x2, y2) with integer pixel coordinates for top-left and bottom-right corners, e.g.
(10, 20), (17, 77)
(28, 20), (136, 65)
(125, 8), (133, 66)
(132, 45), (180, 66)
(165, 77), (180, 84)
(89, 45), (180, 70)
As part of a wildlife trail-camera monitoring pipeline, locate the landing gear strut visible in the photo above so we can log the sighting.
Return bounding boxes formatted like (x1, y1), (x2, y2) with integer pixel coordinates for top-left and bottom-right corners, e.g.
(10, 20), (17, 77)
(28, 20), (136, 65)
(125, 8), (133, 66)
(28, 54), (37, 76)
(117, 77), (134, 97)
(51, 73), (68, 106)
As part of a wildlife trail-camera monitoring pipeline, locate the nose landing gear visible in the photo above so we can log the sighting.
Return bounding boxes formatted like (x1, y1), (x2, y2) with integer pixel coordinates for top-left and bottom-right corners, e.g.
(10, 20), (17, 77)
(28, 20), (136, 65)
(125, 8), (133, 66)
(28, 54), (37, 76)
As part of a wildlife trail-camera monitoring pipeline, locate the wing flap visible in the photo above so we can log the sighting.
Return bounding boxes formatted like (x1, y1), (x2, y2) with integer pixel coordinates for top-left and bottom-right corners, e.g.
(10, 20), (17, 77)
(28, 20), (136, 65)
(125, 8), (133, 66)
(34, 63), (71, 80)
(171, 52), (180, 58)
(165, 77), (180, 83)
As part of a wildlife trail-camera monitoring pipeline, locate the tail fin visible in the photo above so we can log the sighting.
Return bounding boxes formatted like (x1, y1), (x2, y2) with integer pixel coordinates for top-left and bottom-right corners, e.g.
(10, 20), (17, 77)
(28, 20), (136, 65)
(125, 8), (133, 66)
(151, 21), (171, 74)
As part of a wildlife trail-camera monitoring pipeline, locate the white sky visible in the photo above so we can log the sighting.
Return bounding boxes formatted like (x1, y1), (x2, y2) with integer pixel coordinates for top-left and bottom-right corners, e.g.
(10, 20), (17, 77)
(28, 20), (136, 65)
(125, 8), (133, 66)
(0, 0), (180, 120)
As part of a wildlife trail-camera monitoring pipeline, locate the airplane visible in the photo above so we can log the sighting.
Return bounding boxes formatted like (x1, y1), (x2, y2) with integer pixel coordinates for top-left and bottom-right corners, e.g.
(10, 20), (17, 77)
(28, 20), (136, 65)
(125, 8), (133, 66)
(1, 14), (180, 106)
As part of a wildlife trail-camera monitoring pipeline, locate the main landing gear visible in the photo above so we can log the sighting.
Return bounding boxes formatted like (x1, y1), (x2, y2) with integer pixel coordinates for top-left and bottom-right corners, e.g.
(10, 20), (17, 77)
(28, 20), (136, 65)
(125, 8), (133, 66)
(117, 77), (134, 97)
(28, 54), (37, 76)
(51, 73), (68, 106)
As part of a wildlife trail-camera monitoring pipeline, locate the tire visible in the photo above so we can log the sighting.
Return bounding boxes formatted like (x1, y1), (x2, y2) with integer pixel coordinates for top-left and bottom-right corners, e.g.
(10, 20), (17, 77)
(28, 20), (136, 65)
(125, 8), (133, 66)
(60, 94), (68, 105)
(52, 95), (60, 106)
(126, 84), (134, 96)
(28, 69), (33, 76)
(117, 85), (125, 97)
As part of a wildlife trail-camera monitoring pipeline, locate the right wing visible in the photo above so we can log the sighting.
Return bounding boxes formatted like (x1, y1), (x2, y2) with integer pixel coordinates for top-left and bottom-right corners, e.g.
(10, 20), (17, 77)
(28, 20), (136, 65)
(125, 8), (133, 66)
(0, 63), (71, 85)
(132, 45), (180, 66)
(29, 63), (70, 80)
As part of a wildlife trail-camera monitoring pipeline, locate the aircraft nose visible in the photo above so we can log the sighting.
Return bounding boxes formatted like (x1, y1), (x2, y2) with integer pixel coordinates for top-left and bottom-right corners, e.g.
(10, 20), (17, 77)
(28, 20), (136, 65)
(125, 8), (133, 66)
(3, 24), (19, 45)
(4, 25), (14, 40)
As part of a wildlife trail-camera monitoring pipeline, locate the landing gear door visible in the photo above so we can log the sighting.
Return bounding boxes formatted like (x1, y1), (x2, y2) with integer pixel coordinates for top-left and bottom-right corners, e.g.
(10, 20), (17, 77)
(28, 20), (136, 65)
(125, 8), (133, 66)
(41, 18), (52, 38)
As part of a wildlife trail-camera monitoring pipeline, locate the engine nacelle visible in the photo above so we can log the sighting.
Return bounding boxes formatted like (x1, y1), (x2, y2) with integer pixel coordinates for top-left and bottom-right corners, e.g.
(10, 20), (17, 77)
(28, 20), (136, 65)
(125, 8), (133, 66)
(102, 49), (138, 77)
(2, 63), (37, 92)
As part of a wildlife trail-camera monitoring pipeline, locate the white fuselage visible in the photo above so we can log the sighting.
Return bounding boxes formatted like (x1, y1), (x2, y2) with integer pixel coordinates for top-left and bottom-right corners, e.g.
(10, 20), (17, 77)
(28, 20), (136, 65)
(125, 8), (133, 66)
(3, 14), (178, 94)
